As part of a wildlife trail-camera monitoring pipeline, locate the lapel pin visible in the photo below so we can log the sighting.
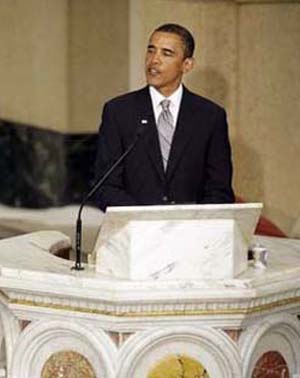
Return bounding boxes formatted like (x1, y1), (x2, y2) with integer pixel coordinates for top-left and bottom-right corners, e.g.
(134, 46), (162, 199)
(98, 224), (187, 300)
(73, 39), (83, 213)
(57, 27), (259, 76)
(141, 119), (148, 124)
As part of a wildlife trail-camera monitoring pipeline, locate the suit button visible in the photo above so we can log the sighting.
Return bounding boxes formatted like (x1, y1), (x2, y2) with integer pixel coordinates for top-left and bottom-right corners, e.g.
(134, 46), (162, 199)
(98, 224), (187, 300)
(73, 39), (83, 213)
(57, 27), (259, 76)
(162, 196), (169, 202)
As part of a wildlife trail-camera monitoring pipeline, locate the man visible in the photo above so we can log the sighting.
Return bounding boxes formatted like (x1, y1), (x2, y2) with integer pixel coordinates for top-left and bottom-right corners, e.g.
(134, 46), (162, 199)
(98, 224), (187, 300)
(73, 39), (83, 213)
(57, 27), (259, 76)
(95, 23), (234, 211)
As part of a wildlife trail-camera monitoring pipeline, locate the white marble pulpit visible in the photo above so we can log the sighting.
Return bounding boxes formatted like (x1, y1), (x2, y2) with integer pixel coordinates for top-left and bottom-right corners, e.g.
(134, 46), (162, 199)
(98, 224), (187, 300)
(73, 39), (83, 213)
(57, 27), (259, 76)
(92, 203), (262, 280)
(1, 231), (300, 377)
(1, 202), (300, 378)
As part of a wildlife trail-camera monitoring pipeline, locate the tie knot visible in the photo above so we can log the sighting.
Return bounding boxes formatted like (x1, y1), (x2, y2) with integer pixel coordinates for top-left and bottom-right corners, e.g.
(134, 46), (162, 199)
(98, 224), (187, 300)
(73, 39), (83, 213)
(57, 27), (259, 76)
(161, 99), (171, 111)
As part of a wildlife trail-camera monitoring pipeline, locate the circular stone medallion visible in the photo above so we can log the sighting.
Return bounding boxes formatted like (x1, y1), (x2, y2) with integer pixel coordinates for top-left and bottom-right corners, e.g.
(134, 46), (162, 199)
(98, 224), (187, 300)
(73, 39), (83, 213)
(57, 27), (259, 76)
(41, 350), (96, 378)
(147, 354), (210, 378)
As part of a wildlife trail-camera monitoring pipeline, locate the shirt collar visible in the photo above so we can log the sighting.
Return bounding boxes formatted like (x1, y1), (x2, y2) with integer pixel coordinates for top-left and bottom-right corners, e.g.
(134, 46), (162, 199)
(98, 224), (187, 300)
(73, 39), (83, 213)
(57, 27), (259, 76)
(149, 84), (183, 109)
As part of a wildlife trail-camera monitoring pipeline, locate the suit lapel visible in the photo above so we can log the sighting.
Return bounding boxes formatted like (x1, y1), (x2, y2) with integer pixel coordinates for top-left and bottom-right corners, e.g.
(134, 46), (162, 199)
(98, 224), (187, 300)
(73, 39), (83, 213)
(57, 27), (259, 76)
(166, 87), (195, 180)
(135, 87), (165, 181)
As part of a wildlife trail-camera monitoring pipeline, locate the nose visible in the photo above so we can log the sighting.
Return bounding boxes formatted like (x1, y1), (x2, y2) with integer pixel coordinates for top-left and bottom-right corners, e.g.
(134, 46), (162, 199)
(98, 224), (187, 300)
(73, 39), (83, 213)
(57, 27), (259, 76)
(149, 50), (161, 65)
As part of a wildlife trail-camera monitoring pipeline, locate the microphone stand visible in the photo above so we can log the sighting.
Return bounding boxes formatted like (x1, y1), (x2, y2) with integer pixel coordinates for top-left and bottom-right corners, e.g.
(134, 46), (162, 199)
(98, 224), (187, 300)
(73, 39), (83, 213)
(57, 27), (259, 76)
(72, 132), (142, 271)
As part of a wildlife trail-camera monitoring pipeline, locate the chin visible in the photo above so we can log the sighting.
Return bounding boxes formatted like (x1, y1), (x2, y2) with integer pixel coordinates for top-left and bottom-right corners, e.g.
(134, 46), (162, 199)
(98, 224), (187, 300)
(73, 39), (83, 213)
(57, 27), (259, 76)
(146, 77), (161, 88)
(148, 83), (163, 92)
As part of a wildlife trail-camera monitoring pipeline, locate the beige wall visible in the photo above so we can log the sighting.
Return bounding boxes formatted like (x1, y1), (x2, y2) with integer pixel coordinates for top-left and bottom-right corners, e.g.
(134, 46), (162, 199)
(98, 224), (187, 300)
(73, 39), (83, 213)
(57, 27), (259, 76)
(69, 0), (129, 133)
(0, 0), (69, 131)
(0, 0), (128, 133)
(235, 2), (300, 233)
(129, 0), (238, 132)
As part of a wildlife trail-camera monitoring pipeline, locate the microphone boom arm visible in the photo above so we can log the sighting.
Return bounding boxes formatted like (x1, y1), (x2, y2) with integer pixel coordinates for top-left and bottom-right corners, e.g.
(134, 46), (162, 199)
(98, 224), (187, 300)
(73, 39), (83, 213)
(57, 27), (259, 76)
(72, 133), (141, 271)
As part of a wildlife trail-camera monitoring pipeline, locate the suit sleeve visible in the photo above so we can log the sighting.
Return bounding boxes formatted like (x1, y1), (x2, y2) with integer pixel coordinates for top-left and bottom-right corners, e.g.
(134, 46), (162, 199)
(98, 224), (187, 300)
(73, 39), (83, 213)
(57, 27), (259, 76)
(200, 108), (235, 204)
(94, 102), (137, 211)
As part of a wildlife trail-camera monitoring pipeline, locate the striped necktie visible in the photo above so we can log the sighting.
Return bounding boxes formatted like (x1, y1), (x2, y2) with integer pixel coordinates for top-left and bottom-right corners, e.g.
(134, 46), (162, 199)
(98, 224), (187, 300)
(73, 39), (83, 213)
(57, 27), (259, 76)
(157, 99), (174, 170)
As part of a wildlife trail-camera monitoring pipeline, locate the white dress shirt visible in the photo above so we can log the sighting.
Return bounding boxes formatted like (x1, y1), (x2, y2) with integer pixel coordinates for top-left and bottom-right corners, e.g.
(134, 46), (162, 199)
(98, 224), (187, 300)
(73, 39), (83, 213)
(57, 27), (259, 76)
(149, 84), (183, 128)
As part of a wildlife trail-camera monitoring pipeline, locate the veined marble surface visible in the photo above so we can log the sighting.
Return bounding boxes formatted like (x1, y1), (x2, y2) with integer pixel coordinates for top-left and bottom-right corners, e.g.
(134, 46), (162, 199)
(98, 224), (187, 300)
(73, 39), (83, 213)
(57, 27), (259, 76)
(0, 230), (300, 336)
(0, 231), (72, 274)
(94, 203), (262, 249)
(0, 230), (300, 300)
(97, 219), (247, 280)
(94, 204), (262, 280)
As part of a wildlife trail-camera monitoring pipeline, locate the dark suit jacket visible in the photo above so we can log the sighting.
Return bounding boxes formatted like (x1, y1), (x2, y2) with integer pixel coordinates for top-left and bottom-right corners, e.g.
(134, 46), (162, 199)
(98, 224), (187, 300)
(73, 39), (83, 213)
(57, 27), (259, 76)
(95, 86), (234, 211)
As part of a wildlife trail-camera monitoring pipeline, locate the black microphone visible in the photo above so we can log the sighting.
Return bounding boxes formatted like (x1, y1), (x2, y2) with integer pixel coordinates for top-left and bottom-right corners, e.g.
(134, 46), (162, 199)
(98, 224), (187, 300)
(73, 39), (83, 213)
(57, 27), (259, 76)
(72, 122), (146, 270)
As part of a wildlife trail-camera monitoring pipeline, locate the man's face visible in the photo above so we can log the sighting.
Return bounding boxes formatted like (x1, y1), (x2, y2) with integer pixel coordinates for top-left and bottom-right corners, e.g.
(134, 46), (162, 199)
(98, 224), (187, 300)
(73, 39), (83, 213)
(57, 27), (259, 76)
(145, 31), (194, 97)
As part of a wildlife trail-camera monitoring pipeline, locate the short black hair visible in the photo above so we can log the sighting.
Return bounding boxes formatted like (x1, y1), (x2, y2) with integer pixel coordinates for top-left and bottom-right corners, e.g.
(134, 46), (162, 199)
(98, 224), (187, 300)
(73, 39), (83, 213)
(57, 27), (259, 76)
(154, 23), (195, 58)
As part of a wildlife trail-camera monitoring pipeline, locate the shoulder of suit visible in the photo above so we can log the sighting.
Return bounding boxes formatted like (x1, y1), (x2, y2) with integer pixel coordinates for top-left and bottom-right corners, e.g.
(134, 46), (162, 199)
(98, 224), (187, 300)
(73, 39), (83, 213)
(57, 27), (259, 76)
(184, 87), (226, 113)
(104, 87), (148, 108)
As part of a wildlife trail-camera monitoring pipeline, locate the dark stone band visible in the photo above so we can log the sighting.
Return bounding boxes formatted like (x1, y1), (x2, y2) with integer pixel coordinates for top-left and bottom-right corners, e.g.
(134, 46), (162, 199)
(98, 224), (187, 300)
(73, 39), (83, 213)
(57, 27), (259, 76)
(0, 119), (98, 208)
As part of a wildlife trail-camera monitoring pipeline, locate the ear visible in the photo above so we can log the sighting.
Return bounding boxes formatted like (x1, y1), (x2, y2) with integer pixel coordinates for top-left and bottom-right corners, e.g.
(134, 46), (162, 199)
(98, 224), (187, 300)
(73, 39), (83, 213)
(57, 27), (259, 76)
(182, 57), (194, 74)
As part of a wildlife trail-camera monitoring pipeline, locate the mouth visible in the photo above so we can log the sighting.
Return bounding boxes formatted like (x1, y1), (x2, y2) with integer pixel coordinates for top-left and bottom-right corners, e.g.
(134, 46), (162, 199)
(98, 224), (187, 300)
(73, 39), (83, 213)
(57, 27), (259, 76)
(147, 67), (161, 76)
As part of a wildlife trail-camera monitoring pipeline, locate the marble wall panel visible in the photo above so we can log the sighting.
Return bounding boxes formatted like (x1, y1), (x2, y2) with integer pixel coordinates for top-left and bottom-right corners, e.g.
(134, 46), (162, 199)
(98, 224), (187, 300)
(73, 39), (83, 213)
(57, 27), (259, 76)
(0, 121), (97, 208)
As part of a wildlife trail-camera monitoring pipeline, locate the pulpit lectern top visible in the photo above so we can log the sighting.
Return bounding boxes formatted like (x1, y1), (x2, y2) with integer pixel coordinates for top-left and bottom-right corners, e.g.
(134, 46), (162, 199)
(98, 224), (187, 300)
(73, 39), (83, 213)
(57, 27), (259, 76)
(92, 203), (262, 280)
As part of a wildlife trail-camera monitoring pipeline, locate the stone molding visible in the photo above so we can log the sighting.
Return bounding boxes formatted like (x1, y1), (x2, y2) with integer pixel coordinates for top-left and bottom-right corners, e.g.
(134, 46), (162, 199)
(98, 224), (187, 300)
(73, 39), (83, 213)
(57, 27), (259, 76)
(0, 301), (20, 374)
(7, 287), (300, 322)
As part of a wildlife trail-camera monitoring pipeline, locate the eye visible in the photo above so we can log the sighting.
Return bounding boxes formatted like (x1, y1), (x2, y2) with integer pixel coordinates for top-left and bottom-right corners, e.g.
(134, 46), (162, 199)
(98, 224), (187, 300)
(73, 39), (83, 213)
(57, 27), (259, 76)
(162, 49), (174, 57)
(147, 46), (155, 54)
